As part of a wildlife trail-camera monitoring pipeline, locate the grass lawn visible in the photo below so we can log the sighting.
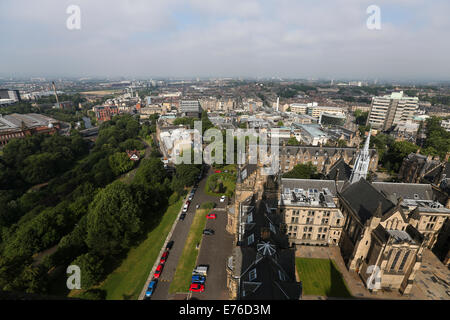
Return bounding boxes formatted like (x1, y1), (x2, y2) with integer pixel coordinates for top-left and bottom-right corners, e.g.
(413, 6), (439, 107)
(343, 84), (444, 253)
(204, 169), (236, 198)
(295, 258), (352, 298)
(88, 198), (183, 300)
(168, 208), (208, 294)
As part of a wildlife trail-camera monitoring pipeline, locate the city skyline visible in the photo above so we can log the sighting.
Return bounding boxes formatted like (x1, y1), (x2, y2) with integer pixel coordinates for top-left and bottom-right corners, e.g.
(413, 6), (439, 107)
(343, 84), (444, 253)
(1, 0), (450, 80)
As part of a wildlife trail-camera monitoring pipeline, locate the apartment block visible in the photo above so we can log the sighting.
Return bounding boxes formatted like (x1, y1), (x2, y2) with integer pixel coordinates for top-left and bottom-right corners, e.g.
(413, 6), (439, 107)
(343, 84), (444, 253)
(367, 91), (419, 131)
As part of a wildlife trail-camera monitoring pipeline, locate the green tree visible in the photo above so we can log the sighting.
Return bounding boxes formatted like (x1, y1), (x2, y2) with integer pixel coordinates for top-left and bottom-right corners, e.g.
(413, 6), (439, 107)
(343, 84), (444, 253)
(283, 162), (320, 179)
(287, 137), (300, 146)
(337, 139), (347, 147)
(108, 152), (135, 176)
(72, 253), (105, 289)
(133, 157), (166, 186)
(20, 152), (63, 184)
(86, 181), (143, 256)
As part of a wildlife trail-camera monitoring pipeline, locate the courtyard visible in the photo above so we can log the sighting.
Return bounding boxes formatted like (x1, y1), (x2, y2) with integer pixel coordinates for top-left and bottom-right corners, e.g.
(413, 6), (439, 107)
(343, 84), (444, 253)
(296, 258), (352, 298)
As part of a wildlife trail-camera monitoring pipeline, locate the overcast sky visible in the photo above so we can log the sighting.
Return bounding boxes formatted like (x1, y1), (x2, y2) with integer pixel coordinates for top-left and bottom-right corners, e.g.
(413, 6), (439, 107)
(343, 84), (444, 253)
(1, 0), (449, 80)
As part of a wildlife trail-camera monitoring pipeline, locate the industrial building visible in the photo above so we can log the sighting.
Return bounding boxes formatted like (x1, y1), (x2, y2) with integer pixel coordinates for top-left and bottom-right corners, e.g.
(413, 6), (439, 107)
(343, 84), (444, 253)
(0, 113), (60, 147)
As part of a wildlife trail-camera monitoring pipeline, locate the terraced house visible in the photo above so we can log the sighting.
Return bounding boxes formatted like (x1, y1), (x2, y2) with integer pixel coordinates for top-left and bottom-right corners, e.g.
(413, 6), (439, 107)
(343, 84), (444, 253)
(279, 144), (379, 175)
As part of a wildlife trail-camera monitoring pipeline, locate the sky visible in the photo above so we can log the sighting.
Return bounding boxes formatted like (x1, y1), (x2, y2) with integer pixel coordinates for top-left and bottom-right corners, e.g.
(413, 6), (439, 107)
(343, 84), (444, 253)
(0, 0), (449, 81)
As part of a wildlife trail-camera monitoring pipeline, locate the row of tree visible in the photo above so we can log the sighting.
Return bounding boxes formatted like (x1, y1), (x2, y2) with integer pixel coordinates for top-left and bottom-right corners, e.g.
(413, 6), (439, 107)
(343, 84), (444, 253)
(0, 114), (151, 295)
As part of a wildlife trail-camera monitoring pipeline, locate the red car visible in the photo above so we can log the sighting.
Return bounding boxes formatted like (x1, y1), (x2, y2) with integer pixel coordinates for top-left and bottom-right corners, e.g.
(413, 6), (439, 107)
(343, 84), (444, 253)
(153, 264), (164, 279)
(189, 283), (205, 292)
(206, 213), (216, 219)
(160, 251), (169, 264)
(214, 170), (222, 173)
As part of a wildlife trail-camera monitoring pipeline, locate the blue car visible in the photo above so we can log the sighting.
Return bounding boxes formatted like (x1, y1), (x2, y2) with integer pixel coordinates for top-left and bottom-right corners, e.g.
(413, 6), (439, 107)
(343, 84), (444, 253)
(145, 280), (158, 298)
(191, 275), (206, 284)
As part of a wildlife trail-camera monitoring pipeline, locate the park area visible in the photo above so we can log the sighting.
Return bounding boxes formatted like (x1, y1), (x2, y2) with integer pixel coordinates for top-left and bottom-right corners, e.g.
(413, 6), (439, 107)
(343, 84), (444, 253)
(204, 164), (237, 198)
(295, 258), (352, 298)
(69, 198), (184, 300)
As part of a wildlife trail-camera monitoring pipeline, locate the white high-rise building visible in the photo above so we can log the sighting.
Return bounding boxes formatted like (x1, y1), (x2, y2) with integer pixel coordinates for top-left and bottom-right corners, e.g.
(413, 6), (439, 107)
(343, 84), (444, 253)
(367, 91), (419, 131)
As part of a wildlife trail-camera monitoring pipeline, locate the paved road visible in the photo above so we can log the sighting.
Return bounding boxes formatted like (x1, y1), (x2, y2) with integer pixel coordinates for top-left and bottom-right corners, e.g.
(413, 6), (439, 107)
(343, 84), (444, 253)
(190, 197), (234, 300)
(151, 166), (227, 300)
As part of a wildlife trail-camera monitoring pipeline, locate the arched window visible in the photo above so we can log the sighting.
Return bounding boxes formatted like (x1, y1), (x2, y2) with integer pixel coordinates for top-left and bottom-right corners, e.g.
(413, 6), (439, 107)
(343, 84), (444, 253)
(398, 251), (410, 271)
(390, 250), (401, 271)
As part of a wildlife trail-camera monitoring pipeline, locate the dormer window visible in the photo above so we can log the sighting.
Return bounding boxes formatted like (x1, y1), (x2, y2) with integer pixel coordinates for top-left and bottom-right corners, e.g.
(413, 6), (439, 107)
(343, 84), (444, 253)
(269, 222), (277, 234)
(248, 234), (255, 245)
(249, 268), (257, 281)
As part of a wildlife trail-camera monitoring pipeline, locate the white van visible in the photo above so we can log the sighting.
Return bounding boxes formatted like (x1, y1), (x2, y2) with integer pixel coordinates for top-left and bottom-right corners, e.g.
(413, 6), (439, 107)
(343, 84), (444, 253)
(192, 265), (209, 276)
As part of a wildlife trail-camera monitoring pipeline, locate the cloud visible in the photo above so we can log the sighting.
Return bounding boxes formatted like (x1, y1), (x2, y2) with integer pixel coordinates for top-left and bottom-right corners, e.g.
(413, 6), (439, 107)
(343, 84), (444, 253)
(0, 0), (449, 80)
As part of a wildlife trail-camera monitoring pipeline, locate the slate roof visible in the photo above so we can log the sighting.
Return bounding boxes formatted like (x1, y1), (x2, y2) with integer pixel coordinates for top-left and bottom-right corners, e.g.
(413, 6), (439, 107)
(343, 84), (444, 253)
(234, 199), (302, 300)
(372, 182), (434, 201)
(423, 162), (450, 184)
(237, 164), (258, 183)
(327, 158), (353, 181)
(280, 145), (378, 159)
(372, 223), (423, 245)
(339, 178), (396, 224)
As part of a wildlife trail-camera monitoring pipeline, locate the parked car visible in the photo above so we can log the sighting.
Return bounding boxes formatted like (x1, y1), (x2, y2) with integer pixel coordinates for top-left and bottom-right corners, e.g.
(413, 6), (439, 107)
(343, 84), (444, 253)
(203, 229), (215, 235)
(192, 265), (209, 276)
(206, 213), (216, 219)
(160, 251), (169, 264)
(220, 195), (226, 203)
(153, 264), (164, 279)
(182, 204), (189, 213)
(188, 195), (193, 201)
(145, 279), (158, 298)
(191, 275), (206, 284)
(179, 213), (186, 221)
(214, 170), (222, 173)
(189, 283), (205, 293)
(166, 241), (174, 250)
(196, 204), (200, 209)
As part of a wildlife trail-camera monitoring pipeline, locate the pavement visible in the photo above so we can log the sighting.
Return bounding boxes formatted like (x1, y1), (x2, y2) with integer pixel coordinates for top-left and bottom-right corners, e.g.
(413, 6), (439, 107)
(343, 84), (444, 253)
(149, 166), (233, 300)
(410, 249), (450, 300)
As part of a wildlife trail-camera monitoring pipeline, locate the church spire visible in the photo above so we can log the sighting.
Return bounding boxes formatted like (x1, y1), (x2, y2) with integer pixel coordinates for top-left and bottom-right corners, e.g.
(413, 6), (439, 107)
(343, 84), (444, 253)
(349, 129), (371, 184)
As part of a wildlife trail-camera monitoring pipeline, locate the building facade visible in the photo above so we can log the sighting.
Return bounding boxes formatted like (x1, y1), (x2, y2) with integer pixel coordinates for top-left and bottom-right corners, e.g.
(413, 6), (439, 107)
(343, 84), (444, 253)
(279, 179), (345, 247)
(279, 145), (379, 175)
(338, 179), (424, 294)
(367, 91), (419, 131)
(0, 113), (60, 147)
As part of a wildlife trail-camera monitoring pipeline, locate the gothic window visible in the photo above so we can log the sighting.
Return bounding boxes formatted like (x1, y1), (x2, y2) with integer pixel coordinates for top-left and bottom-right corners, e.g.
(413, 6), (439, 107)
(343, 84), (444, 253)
(398, 251), (410, 271)
(390, 250), (401, 271)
